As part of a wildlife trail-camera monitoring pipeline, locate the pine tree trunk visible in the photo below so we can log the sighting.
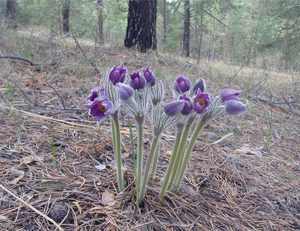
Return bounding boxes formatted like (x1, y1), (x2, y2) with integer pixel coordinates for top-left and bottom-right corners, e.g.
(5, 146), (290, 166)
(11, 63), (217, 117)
(6, 0), (17, 28)
(96, 0), (104, 44)
(62, 0), (70, 34)
(183, 0), (190, 57)
(124, 0), (157, 52)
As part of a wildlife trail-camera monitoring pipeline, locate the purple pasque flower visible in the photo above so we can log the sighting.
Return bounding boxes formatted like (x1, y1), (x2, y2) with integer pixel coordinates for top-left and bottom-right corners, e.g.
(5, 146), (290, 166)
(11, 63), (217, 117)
(143, 67), (156, 86)
(116, 83), (134, 100)
(225, 100), (246, 115)
(179, 95), (193, 115)
(130, 71), (146, 90)
(193, 89), (210, 114)
(164, 100), (185, 116)
(109, 65), (127, 85)
(89, 96), (113, 121)
(193, 79), (206, 94)
(220, 88), (241, 102)
(174, 75), (191, 94)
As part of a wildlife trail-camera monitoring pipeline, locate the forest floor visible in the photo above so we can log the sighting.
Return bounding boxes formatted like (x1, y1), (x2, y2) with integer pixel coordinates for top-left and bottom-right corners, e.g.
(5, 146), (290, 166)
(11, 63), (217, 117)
(0, 27), (300, 230)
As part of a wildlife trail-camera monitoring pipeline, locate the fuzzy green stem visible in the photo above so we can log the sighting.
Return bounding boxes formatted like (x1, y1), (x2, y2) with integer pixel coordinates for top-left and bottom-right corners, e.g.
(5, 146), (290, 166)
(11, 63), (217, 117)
(150, 141), (160, 180)
(169, 122), (192, 191)
(112, 113), (124, 192)
(135, 116), (144, 205)
(173, 119), (207, 191)
(138, 134), (161, 203)
(159, 125), (184, 201)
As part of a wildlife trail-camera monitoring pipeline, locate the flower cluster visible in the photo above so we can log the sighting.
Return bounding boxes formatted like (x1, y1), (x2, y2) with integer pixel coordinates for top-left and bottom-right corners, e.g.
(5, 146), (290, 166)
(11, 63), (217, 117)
(87, 65), (246, 205)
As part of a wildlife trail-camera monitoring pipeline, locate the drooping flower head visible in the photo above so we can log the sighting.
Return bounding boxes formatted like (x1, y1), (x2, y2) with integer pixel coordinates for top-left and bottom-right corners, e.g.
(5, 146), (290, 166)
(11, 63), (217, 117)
(116, 83), (134, 101)
(220, 88), (241, 102)
(193, 79), (206, 94)
(193, 89), (210, 114)
(164, 100), (185, 116)
(179, 95), (193, 115)
(109, 65), (127, 85)
(130, 72), (146, 90)
(143, 67), (156, 86)
(174, 75), (191, 94)
(225, 100), (246, 115)
(88, 96), (113, 121)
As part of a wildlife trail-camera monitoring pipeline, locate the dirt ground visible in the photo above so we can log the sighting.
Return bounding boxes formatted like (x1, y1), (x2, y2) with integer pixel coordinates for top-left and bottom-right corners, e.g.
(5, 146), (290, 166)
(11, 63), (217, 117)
(0, 28), (300, 230)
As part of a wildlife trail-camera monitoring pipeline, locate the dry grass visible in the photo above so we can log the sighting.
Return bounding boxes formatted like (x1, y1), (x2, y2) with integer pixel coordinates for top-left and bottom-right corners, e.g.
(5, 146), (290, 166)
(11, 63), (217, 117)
(0, 27), (299, 230)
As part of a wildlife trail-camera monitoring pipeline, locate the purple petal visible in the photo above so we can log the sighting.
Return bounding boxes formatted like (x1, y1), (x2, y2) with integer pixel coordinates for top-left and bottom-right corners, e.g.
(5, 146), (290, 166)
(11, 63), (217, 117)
(89, 98), (113, 121)
(144, 67), (156, 86)
(130, 72), (146, 90)
(116, 83), (134, 100)
(220, 88), (241, 102)
(193, 90), (210, 114)
(179, 95), (193, 115)
(193, 79), (206, 94)
(164, 100), (185, 116)
(174, 75), (191, 93)
(225, 100), (246, 115)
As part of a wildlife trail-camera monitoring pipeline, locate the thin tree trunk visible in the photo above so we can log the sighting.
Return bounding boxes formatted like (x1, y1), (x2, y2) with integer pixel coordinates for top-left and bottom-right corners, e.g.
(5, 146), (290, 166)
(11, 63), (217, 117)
(183, 0), (190, 57)
(197, 10), (204, 64)
(96, 0), (104, 44)
(62, 0), (70, 34)
(162, 0), (167, 44)
(6, 0), (17, 28)
(124, 0), (157, 52)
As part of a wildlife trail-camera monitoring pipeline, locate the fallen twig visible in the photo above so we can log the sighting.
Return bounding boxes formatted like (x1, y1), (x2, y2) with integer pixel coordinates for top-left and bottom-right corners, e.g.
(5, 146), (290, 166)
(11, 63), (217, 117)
(0, 184), (64, 231)
(0, 55), (37, 66)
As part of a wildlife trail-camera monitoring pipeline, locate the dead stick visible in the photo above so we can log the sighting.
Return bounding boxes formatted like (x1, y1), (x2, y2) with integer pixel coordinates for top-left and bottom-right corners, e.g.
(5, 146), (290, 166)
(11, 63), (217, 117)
(0, 55), (37, 66)
(0, 184), (64, 231)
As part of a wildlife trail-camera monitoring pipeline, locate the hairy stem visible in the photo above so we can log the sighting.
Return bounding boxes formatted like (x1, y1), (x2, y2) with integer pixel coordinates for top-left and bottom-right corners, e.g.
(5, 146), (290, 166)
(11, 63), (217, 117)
(150, 141), (160, 180)
(174, 119), (207, 190)
(138, 134), (160, 203)
(135, 116), (144, 205)
(159, 125), (183, 201)
(112, 113), (124, 192)
(169, 122), (192, 191)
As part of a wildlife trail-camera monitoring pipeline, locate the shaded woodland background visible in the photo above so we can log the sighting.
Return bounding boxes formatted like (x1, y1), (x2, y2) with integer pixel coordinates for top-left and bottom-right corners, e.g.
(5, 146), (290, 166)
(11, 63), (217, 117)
(1, 0), (300, 71)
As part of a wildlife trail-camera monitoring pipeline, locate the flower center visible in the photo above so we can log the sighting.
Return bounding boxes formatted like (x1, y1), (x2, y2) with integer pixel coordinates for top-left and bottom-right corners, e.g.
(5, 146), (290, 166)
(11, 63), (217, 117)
(98, 102), (106, 112)
(197, 97), (206, 106)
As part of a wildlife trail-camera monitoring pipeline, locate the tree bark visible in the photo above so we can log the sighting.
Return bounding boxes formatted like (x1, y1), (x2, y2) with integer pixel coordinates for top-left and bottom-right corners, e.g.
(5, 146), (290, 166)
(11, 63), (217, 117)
(96, 0), (104, 44)
(183, 0), (190, 57)
(62, 0), (70, 34)
(6, 0), (17, 28)
(124, 0), (157, 52)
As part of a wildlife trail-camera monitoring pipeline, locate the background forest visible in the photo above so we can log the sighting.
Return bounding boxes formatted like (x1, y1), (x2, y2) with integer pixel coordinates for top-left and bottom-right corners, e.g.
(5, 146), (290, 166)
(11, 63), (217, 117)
(1, 0), (300, 71)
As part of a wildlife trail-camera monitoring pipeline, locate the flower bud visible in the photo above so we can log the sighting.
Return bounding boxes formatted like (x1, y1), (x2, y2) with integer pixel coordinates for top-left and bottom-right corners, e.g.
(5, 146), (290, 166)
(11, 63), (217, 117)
(164, 100), (184, 116)
(143, 67), (156, 86)
(116, 83), (134, 101)
(130, 72), (146, 90)
(174, 75), (191, 94)
(109, 65), (127, 85)
(225, 100), (246, 115)
(193, 79), (206, 94)
(220, 88), (241, 102)
(179, 95), (193, 115)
